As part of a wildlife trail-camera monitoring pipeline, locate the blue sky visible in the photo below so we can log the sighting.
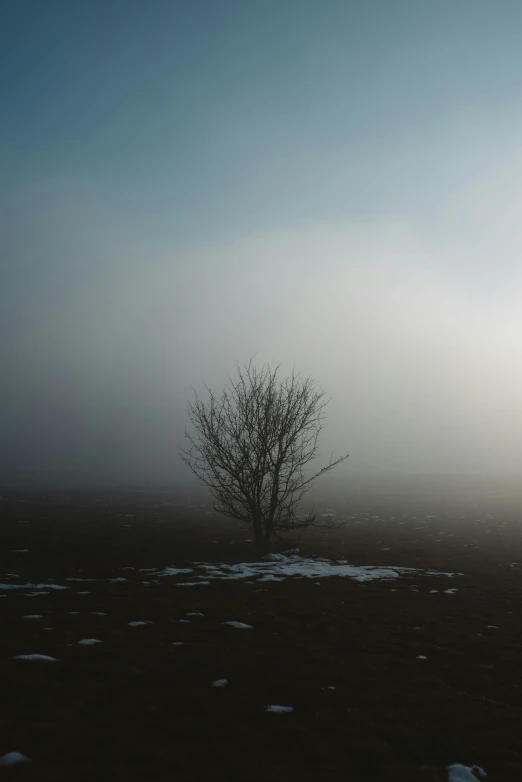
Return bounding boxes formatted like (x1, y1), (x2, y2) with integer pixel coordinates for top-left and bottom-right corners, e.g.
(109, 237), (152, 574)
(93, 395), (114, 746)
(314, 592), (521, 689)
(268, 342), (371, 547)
(3, 1), (522, 484)
(4, 0), (522, 243)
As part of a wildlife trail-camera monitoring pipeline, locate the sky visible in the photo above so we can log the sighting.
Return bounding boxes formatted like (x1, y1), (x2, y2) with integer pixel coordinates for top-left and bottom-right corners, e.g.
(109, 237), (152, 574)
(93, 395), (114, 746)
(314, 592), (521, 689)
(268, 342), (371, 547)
(2, 0), (522, 488)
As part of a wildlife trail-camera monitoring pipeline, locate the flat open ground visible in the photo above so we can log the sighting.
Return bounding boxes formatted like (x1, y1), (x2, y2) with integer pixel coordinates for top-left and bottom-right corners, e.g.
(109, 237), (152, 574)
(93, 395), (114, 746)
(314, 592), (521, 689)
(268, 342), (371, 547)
(1, 488), (521, 781)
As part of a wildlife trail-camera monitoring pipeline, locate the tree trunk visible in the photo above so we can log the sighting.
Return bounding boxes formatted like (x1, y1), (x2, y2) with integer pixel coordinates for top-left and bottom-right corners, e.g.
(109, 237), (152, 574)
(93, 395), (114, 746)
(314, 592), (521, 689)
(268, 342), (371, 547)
(262, 519), (273, 551)
(253, 518), (266, 551)
(253, 519), (272, 552)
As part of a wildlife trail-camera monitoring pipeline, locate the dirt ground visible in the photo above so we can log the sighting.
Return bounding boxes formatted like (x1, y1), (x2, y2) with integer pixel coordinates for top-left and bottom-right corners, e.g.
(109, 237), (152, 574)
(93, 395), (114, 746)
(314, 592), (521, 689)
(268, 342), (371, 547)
(1, 490), (521, 781)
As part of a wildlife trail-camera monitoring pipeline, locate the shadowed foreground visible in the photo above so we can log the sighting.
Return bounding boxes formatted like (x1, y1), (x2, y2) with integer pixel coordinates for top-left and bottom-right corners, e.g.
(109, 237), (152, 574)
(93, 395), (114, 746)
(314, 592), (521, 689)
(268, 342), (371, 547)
(1, 492), (521, 781)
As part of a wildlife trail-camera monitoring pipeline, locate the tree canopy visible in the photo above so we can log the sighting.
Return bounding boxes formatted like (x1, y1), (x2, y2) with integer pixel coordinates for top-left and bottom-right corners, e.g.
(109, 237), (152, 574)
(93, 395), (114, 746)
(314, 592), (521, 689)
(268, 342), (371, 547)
(181, 361), (348, 547)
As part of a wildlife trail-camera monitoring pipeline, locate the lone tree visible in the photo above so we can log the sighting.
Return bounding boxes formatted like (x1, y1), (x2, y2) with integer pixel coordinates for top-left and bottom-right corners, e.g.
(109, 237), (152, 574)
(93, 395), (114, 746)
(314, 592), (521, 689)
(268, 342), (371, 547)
(181, 361), (348, 548)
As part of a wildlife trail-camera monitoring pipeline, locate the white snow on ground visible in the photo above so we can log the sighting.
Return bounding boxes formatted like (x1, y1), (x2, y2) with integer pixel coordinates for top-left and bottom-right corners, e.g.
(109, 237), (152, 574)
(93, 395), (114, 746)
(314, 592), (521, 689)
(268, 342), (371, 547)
(212, 679), (228, 687)
(223, 621), (253, 629)
(12, 654), (58, 661)
(65, 576), (127, 583)
(156, 554), (457, 586)
(78, 639), (103, 646)
(0, 583), (68, 590)
(128, 621), (148, 627)
(157, 567), (193, 577)
(447, 763), (487, 781)
(0, 752), (32, 767)
(90, 612), (107, 616)
(4, 552), (460, 606)
(187, 612), (205, 617)
(171, 642), (185, 646)
(25, 592), (50, 596)
(22, 614), (42, 619)
(265, 705), (293, 713)
(416, 655), (427, 660)
(176, 581), (211, 586)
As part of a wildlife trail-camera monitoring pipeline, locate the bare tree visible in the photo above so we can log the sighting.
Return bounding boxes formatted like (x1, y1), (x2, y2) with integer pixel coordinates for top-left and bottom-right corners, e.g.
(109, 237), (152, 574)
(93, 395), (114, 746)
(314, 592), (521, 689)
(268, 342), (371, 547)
(180, 361), (348, 548)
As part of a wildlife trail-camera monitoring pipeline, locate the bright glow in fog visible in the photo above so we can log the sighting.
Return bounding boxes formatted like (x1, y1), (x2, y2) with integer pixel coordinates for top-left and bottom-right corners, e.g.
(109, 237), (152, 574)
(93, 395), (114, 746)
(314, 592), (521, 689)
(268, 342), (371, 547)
(4, 216), (522, 486)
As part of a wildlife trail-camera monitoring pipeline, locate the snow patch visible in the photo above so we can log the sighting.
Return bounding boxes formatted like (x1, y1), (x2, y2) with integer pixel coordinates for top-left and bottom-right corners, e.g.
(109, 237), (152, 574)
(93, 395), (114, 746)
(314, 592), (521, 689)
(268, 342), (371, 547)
(12, 654), (58, 661)
(65, 576), (127, 584)
(0, 752), (31, 767)
(212, 679), (228, 687)
(157, 567), (193, 577)
(78, 638), (103, 646)
(265, 705), (293, 713)
(447, 763), (486, 781)
(167, 554), (457, 586)
(22, 614), (42, 620)
(128, 621), (148, 627)
(0, 582), (68, 591)
(223, 621), (253, 630)
(176, 581), (211, 586)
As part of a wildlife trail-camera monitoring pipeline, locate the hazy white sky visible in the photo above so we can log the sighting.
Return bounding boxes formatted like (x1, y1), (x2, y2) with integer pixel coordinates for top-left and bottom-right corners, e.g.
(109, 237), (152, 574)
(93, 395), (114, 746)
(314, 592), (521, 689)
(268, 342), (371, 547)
(2, 1), (522, 486)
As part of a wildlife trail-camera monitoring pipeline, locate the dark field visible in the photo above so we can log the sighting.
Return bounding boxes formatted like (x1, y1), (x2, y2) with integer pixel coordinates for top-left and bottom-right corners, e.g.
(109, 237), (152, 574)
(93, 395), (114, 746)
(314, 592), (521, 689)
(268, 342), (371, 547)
(1, 487), (522, 781)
